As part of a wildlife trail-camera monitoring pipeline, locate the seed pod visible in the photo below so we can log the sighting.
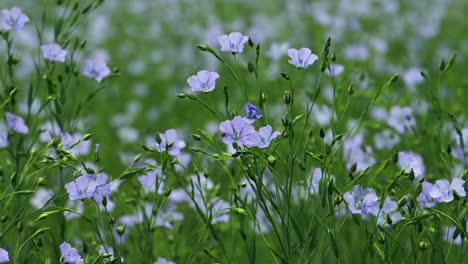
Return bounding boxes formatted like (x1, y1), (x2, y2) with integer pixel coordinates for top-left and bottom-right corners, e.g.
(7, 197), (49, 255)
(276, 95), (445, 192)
(418, 241), (429, 251)
(116, 226), (126, 236)
(267, 156), (276, 167)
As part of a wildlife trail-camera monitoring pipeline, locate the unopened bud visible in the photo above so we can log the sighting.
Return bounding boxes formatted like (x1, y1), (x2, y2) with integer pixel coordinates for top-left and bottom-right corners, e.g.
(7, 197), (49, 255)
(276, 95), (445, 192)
(82, 241), (88, 254)
(347, 84), (354, 96)
(247, 62), (255, 73)
(191, 134), (202, 141)
(408, 168), (415, 181)
(439, 58), (446, 71)
(16, 218), (23, 233)
(284, 91), (291, 104)
(392, 150), (399, 163)
(319, 128), (325, 138)
(389, 73), (400, 84)
(248, 38), (254, 47)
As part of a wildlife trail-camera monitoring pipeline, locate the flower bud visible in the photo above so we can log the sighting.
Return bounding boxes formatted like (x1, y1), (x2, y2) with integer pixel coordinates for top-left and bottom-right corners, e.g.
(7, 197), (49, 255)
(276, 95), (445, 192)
(321, 61), (327, 72)
(281, 115), (289, 127)
(191, 134), (202, 141)
(154, 132), (162, 144)
(248, 38), (254, 47)
(347, 84), (354, 96)
(82, 133), (92, 141)
(389, 73), (400, 84)
(16, 218), (23, 233)
(8, 54), (20, 65)
(334, 195), (342, 205)
(82, 241), (88, 254)
(408, 168), (415, 181)
(319, 128), (325, 138)
(108, 214), (115, 225)
(164, 187), (173, 197)
(392, 150), (399, 163)
(439, 58), (446, 71)
(297, 160), (306, 172)
(284, 91), (291, 104)
(247, 62), (255, 73)
(260, 92), (267, 104)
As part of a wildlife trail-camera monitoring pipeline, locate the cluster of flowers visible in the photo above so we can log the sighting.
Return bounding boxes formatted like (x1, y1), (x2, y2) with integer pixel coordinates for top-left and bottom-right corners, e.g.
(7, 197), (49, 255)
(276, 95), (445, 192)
(220, 104), (280, 149)
(344, 177), (466, 229)
(65, 173), (111, 204)
(186, 32), (318, 93)
(59, 242), (173, 264)
(1, 7), (111, 82)
(417, 178), (466, 207)
(343, 185), (402, 228)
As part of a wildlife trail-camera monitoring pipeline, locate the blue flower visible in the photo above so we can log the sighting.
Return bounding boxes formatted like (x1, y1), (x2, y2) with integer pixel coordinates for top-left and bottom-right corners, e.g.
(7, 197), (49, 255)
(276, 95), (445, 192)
(87, 173), (112, 204)
(83, 58), (111, 82)
(6, 112), (29, 134)
(219, 116), (255, 147)
(287, 48), (318, 69)
(65, 176), (98, 201)
(0, 248), (9, 263)
(138, 169), (163, 194)
(417, 182), (437, 207)
(429, 178), (465, 203)
(246, 125), (281, 148)
(155, 129), (186, 156)
(154, 257), (176, 264)
(0, 123), (7, 148)
(343, 185), (379, 215)
(373, 197), (402, 228)
(242, 103), (262, 124)
(186, 70), (219, 92)
(218, 32), (249, 53)
(41, 43), (68, 62)
(1, 7), (29, 31)
(59, 242), (84, 264)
